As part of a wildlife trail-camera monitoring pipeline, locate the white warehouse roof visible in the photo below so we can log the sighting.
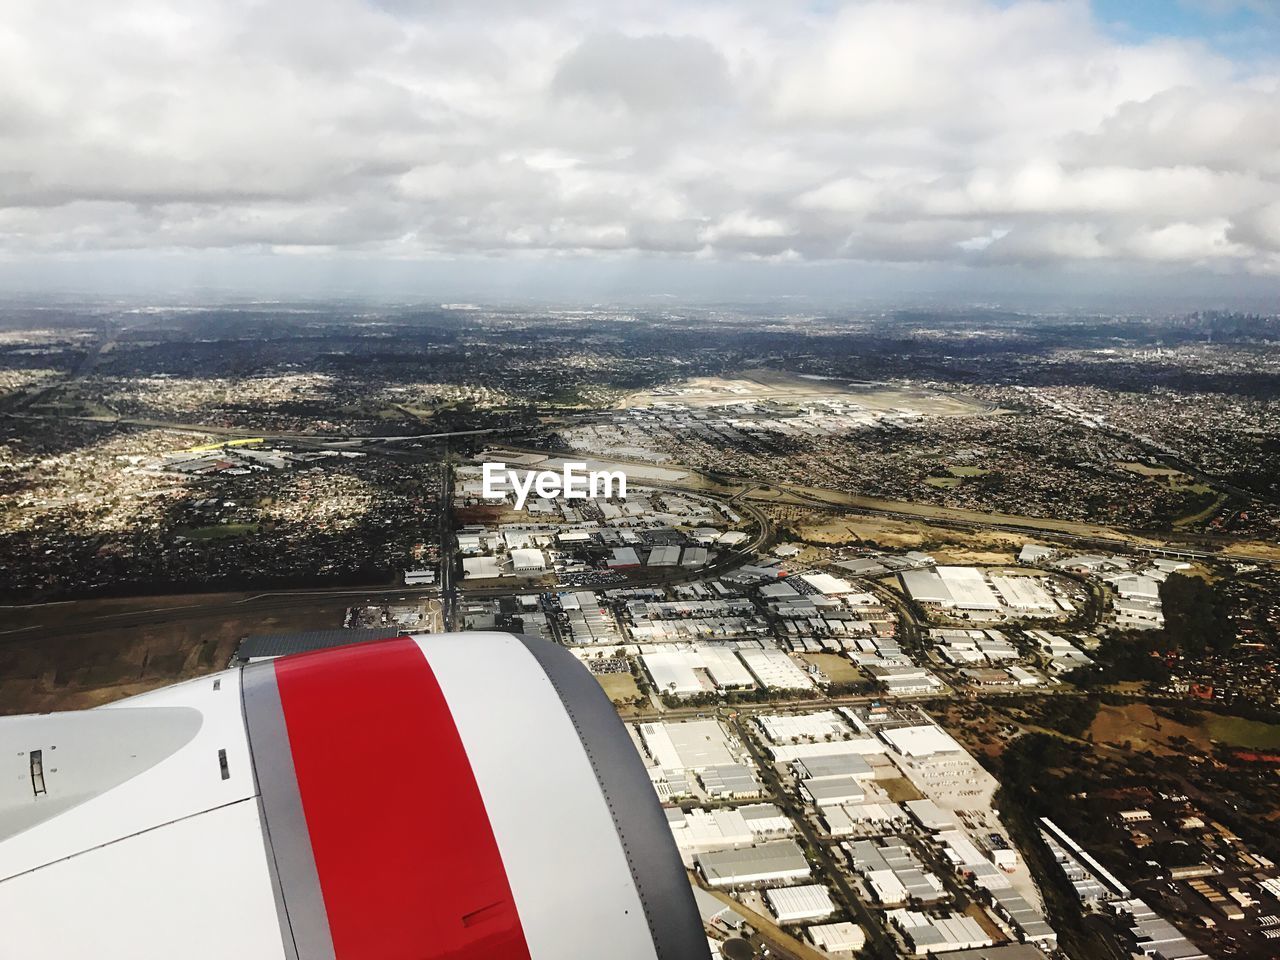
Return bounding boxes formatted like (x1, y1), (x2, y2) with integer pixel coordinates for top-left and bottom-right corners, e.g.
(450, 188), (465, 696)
(510, 548), (545, 571)
(738, 649), (816, 691)
(461, 556), (502, 579)
(638, 720), (736, 772)
(799, 573), (854, 595)
(902, 566), (1002, 610)
(757, 711), (852, 744)
(765, 884), (835, 923)
(808, 921), (866, 953)
(695, 645), (756, 690)
(881, 725), (964, 758)
(641, 649), (705, 697)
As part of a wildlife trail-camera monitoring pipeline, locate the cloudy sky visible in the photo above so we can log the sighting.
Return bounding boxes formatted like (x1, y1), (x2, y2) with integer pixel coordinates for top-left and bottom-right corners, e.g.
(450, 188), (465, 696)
(1, 0), (1278, 304)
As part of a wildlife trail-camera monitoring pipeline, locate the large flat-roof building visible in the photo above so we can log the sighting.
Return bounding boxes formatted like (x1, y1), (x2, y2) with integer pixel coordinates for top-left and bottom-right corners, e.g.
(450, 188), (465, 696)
(765, 884), (835, 923)
(991, 575), (1055, 612)
(637, 719), (737, 772)
(801, 776), (866, 808)
(695, 645), (756, 691)
(668, 808), (753, 855)
(641, 649), (705, 698)
(890, 909), (993, 955)
(808, 922), (867, 954)
(881, 724), (964, 758)
(608, 546), (641, 568)
(738, 803), (793, 839)
(699, 763), (762, 799)
(647, 545), (681, 567)
(462, 555), (503, 579)
(901, 566), (1001, 611)
(904, 799), (956, 831)
(510, 548), (546, 573)
(739, 649), (816, 691)
(697, 840), (811, 887)
(796, 753), (874, 781)
(757, 711), (852, 744)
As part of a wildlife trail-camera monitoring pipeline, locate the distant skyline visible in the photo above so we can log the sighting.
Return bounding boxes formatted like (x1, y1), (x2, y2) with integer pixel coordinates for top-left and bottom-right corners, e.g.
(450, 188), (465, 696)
(1, 0), (1278, 305)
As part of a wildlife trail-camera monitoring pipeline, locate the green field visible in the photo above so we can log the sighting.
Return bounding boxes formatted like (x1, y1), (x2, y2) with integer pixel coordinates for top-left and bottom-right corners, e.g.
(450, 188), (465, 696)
(927, 465), (990, 488)
(1119, 461), (1182, 478)
(1205, 715), (1280, 750)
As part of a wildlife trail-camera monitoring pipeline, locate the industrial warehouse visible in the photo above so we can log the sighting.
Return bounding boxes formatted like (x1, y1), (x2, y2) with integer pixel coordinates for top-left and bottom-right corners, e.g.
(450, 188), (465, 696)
(900, 565), (1080, 620)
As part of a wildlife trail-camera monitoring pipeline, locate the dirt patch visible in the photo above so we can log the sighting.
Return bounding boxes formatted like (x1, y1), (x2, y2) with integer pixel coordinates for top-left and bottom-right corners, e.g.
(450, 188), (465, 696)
(880, 776), (925, 803)
(1089, 703), (1280, 755)
(1088, 703), (1208, 756)
(963, 901), (1010, 943)
(596, 672), (642, 705)
(785, 512), (1024, 561)
(1221, 540), (1280, 562)
(0, 592), (255, 632)
(0, 600), (351, 714)
(932, 548), (1020, 565)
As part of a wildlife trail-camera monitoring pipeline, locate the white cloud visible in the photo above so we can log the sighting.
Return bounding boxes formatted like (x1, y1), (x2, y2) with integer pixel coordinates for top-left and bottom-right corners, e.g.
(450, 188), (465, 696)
(0, 0), (1277, 283)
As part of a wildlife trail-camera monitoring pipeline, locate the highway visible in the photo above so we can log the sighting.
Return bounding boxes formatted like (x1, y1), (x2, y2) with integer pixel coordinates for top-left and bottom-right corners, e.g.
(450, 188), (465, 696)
(438, 460), (458, 630)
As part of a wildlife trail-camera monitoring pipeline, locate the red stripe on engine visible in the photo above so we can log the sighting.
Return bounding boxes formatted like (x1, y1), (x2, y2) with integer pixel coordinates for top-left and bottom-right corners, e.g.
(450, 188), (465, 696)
(273, 637), (533, 960)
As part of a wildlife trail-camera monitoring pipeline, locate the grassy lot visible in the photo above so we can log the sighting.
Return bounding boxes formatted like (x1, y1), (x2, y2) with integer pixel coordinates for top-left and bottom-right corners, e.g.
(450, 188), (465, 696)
(1116, 462), (1221, 527)
(1118, 461), (1183, 478)
(925, 465), (990, 489)
(799, 653), (864, 684)
(1204, 715), (1280, 750)
(596, 672), (642, 704)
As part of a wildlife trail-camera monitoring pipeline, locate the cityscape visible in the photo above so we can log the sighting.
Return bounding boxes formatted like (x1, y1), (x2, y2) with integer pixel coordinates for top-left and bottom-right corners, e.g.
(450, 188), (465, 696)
(4, 0), (1280, 955)
(2, 302), (1278, 959)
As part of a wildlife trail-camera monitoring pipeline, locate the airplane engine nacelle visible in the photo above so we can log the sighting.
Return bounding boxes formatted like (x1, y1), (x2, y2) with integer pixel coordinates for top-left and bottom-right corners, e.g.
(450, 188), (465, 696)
(0, 633), (709, 960)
